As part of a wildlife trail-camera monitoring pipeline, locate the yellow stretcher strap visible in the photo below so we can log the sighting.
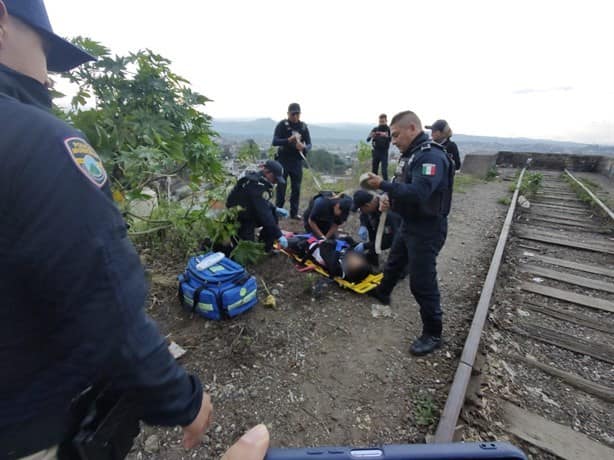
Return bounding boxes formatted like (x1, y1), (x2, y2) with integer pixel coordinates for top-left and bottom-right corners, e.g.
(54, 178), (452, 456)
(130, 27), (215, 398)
(280, 248), (383, 294)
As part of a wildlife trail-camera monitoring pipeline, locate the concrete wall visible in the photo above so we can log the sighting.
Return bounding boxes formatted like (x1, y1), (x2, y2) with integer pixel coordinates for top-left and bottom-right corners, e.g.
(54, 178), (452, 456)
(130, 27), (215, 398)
(496, 151), (603, 171)
(597, 157), (614, 179)
(462, 153), (498, 178)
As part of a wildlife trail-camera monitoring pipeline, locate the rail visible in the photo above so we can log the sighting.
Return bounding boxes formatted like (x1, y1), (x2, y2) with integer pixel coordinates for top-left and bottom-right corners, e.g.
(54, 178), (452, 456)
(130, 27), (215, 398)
(564, 169), (614, 221)
(434, 167), (527, 442)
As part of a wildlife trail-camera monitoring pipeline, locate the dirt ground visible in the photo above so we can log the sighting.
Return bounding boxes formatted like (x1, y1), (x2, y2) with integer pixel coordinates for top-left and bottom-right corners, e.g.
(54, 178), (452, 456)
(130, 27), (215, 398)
(128, 174), (511, 459)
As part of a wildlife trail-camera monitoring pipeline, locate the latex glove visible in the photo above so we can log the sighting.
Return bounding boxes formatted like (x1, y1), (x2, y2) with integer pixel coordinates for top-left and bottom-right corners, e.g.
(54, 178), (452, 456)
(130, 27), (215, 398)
(354, 242), (366, 253)
(276, 207), (289, 218)
(278, 236), (288, 249)
(358, 226), (369, 242)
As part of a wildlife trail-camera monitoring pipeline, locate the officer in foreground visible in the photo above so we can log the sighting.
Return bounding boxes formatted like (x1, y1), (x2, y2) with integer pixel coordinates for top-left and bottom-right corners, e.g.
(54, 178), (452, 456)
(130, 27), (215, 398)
(366, 113), (391, 180)
(427, 119), (461, 171)
(273, 102), (312, 219)
(226, 160), (289, 252)
(366, 111), (454, 356)
(352, 190), (402, 266)
(0, 1), (227, 457)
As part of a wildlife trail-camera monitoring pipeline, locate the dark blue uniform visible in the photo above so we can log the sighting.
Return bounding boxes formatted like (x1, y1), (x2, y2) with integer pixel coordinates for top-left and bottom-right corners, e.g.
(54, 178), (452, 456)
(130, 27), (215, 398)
(0, 65), (203, 458)
(367, 124), (391, 181)
(273, 119), (312, 217)
(377, 132), (453, 339)
(359, 205), (402, 266)
(226, 171), (282, 251)
(303, 194), (351, 237)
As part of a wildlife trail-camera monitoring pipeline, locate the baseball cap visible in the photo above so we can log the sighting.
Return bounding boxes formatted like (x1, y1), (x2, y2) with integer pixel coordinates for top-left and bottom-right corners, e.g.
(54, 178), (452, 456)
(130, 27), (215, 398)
(425, 119), (449, 132)
(288, 102), (301, 114)
(263, 160), (286, 185)
(352, 190), (374, 211)
(5, 0), (96, 72)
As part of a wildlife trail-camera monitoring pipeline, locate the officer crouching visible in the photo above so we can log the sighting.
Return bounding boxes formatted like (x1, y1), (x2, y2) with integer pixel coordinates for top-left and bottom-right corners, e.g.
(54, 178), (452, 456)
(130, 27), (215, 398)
(226, 160), (289, 252)
(366, 110), (454, 356)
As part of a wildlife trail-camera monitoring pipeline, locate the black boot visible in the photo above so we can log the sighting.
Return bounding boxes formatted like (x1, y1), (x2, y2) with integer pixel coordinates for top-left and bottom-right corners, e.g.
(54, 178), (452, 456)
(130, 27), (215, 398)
(410, 334), (442, 356)
(369, 287), (391, 305)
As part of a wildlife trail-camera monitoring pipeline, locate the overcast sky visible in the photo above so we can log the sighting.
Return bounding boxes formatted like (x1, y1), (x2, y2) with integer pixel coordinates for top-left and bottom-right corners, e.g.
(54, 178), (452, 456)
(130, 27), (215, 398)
(47, 0), (614, 144)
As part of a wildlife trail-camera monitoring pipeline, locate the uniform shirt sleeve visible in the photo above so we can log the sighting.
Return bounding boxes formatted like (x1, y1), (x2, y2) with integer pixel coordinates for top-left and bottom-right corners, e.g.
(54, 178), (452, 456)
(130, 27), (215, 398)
(447, 141), (461, 170)
(9, 128), (202, 427)
(246, 182), (282, 240)
(380, 151), (446, 204)
(272, 121), (289, 147)
(366, 127), (376, 142)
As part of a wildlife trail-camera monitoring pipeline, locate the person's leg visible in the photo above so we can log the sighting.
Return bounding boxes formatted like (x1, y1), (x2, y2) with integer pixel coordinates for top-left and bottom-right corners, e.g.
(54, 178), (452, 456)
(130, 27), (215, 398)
(275, 170), (289, 209)
(406, 223), (447, 355)
(289, 167), (303, 218)
(237, 217), (256, 242)
(372, 152), (381, 176)
(373, 232), (408, 303)
(381, 152), (389, 181)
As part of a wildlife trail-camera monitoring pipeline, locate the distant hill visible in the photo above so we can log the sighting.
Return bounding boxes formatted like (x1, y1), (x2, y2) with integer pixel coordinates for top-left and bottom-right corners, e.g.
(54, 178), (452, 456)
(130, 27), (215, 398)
(212, 118), (614, 156)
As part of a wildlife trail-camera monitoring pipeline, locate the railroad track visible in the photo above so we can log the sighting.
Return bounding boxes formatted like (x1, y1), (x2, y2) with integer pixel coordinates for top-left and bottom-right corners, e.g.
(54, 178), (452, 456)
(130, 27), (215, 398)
(435, 168), (614, 459)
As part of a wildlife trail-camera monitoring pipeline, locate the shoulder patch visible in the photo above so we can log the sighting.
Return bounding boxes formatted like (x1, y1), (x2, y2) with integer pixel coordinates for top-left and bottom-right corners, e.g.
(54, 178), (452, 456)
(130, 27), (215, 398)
(421, 163), (437, 176)
(64, 137), (108, 187)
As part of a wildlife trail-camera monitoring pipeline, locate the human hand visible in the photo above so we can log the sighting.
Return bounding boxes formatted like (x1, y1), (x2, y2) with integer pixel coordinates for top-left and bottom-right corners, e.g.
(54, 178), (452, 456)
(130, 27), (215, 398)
(276, 207), (289, 218)
(221, 424), (270, 460)
(380, 194), (390, 212)
(182, 393), (213, 449)
(288, 134), (297, 143)
(354, 242), (366, 253)
(358, 226), (369, 242)
(364, 173), (383, 190)
(278, 236), (288, 249)
(296, 142), (305, 153)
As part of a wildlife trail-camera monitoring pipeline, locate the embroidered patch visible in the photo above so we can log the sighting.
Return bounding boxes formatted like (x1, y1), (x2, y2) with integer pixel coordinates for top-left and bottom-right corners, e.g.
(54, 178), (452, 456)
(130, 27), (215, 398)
(64, 137), (107, 187)
(422, 163), (437, 176)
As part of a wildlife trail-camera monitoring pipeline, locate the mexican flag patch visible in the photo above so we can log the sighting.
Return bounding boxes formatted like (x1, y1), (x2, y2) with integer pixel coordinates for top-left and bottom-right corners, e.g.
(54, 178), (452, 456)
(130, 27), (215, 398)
(422, 163), (437, 176)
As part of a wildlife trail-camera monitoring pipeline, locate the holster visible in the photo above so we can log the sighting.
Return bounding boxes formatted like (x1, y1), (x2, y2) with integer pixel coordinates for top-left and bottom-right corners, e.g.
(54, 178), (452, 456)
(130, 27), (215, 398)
(58, 386), (140, 460)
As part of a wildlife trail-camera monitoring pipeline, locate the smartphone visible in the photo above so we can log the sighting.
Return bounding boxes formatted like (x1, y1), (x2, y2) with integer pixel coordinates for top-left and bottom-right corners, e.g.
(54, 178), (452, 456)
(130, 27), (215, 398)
(265, 442), (527, 460)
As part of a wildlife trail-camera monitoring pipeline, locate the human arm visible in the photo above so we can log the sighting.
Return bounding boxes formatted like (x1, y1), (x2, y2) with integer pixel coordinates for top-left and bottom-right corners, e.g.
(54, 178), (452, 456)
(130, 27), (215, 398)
(307, 217), (326, 239)
(379, 154), (446, 204)
(298, 123), (312, 154)
(272, 122), (294, 147)
(11, 133), (209, 436)
(448, 141), (461, 171)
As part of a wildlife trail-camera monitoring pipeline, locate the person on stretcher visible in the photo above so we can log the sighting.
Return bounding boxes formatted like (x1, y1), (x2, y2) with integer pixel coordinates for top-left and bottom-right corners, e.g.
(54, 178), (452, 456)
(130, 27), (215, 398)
(285, 234), (373, 283)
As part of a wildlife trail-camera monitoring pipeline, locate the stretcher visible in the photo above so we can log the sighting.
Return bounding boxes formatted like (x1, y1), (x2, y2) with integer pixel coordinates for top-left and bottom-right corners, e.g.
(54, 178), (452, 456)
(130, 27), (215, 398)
(277, 242), (383, 294)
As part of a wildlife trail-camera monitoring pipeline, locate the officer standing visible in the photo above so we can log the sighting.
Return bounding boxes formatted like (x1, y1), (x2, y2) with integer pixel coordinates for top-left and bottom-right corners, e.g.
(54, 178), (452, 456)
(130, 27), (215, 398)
(366, 114), (391, 181)
(0, 1), (213, 458)
(427, 119), (461, 171)
(226, 160), (289, 252)
(352, 190), (402, 266)
(273, 103), (312, 219)
(366, 110), (454, 356)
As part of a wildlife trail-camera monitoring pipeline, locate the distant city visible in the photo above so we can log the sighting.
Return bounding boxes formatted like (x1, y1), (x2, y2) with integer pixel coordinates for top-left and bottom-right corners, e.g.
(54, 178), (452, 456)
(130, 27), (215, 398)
(213, 118), (614, 159)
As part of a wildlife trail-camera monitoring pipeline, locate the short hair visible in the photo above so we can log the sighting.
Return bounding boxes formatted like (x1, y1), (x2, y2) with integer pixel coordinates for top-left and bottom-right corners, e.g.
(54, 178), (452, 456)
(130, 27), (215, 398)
(379, 113), (387, 119)
(390, 111), (422, 129)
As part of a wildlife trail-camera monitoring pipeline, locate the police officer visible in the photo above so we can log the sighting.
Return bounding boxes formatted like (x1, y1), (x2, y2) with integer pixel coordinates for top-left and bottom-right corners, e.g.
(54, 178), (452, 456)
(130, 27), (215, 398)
(366, 110), (454, 356)
(303, 193), (353, 239)
(226, 160), (289, 252)
(366, 114), (391, 181)
(0, 1), (213, 458)
(273, 103), (312, 219)
(352, 190), (402, 266)
(427, 119), (461, 171)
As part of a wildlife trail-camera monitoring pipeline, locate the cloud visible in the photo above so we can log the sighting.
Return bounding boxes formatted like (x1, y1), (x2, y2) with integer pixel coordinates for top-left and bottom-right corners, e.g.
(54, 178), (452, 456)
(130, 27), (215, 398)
(513, 86), (574, 95)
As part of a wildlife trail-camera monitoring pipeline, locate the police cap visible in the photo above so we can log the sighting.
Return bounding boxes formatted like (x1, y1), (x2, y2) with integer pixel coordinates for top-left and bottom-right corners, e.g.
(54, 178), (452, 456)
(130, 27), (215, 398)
(425, 119), (448, 132)
(288, 102), (301, 114)
(4, 0), (96, 72)
(352, 190), (374, 211)
(263, 160), (286, 185)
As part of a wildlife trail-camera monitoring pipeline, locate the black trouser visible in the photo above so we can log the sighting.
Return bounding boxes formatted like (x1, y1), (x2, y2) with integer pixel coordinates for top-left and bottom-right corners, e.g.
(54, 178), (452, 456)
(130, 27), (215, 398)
(238, 209), (279, 252)
(276, 166), (303, 217)
(372, 150), (389, 181)
(378, 218), (448, 337)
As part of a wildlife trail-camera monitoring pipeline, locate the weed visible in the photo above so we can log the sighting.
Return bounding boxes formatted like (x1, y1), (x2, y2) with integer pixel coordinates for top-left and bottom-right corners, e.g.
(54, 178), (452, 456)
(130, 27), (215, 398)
(485, 167), (499, 181)
(453, 174), (481, 193)
(519, 172), (543, 198)
(498, 197), (511, 206)
(413, 394), (437, 426)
